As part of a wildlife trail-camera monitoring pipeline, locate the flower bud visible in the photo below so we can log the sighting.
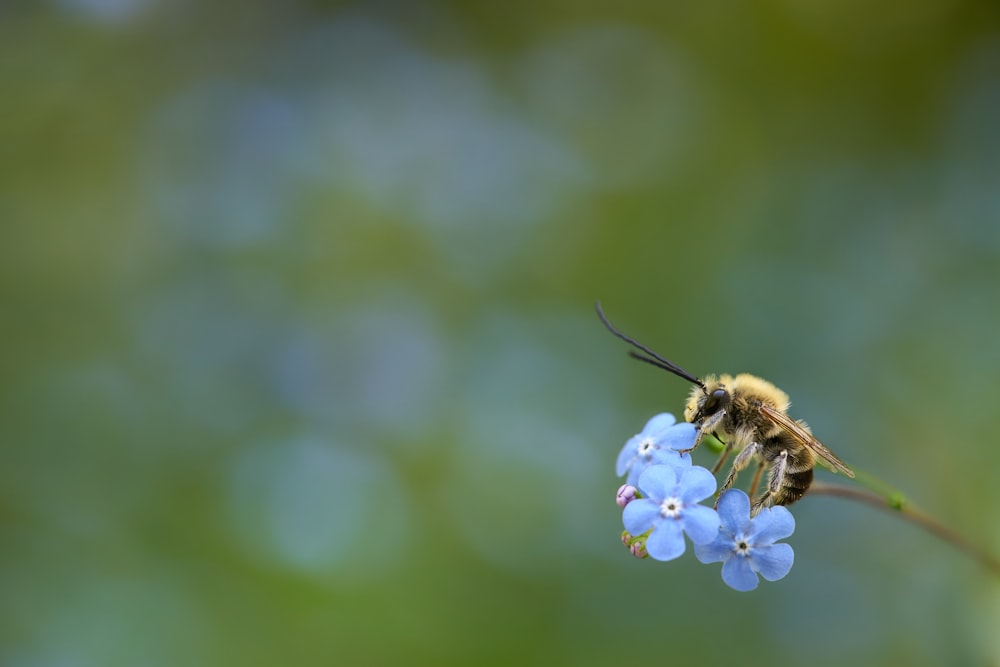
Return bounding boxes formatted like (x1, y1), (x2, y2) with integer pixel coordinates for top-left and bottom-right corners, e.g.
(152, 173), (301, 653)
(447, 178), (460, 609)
(616, 484), (638, 508)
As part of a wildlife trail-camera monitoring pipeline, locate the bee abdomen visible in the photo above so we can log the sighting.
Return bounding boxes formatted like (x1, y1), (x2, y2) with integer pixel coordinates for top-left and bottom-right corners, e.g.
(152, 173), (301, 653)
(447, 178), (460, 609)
(774, 468), (813, 506)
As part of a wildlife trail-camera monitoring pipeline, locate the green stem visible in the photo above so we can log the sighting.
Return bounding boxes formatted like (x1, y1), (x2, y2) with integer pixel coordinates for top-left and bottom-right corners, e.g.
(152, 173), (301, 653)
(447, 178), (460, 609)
(806, 479), (1000, 577)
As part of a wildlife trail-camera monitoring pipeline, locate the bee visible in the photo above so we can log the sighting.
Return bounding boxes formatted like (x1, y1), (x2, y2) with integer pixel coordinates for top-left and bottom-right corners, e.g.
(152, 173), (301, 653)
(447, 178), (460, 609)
(597, 303), (854, 514)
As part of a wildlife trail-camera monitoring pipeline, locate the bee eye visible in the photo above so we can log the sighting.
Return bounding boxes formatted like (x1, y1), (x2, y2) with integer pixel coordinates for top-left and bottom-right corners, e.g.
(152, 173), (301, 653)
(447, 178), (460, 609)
(703, 388), (730, 415)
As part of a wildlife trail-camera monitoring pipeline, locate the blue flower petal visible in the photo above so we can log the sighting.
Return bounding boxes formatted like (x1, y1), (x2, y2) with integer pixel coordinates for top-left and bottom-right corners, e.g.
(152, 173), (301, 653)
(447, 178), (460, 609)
(645, 518), (685, 561)
(671, 450), (695, 469)
(716, 489), (752, 534)
(658, 421), (696, 450)
(635, 464), (678, 501)
(615, 436), (639, 477)
(625, 464), (649, 488)
(681, 504), (721, 545)
(641, 412), (677, 434)
(693, 535), (734, 564)
(678, 466), (718, 504)
(721, 556), (759, 591)
(622, 498), (661, 535)
(650, 447), (690, 470)
(748, 505), (795, 543)
(751, 543), (794, 582)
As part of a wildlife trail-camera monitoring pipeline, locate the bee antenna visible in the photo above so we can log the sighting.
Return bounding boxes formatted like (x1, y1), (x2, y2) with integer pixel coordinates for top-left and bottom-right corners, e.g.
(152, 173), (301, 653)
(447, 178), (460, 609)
(595, 301), (705, 389)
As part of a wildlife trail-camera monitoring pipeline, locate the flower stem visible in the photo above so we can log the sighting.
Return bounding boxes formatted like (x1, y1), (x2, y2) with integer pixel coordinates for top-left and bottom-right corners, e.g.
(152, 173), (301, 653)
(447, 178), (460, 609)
(807, 480), (1000, 577)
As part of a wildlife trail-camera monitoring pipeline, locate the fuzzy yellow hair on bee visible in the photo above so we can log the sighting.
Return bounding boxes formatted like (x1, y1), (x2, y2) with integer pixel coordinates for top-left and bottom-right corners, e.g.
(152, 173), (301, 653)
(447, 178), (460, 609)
(684, 373), (790, 424)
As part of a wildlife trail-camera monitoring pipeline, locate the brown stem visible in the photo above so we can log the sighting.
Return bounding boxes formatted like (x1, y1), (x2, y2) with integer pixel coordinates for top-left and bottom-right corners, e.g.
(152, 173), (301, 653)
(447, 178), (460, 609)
(806, 481), (1000, 577)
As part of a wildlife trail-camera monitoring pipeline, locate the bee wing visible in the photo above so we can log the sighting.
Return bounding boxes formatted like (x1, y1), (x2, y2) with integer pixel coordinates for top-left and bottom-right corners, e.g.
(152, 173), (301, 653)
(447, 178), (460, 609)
(759, 403), (855, 478)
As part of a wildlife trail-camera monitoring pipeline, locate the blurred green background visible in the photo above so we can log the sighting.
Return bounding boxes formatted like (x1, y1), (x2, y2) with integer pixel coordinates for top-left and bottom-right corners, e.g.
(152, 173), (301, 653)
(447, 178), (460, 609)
(3, 1), (1000, 665)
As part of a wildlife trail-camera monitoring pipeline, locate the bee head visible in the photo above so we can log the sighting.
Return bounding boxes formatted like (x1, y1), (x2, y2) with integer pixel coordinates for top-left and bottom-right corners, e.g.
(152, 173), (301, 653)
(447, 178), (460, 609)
(684, 376), (730, 425)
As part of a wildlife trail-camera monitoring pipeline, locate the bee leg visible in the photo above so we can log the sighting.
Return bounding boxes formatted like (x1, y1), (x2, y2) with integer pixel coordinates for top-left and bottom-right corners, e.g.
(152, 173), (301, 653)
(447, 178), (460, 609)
(717, 441), (762, 506)
(751, 450), (788, 515)
(710, 437), (733, 474)
(680, 411), (726, 454)
(747, 460), (767, 500)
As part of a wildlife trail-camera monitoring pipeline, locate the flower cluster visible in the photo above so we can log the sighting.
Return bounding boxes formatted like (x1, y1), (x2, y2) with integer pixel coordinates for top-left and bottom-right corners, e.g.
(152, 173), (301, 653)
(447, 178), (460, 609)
(616, 413), (795, 591)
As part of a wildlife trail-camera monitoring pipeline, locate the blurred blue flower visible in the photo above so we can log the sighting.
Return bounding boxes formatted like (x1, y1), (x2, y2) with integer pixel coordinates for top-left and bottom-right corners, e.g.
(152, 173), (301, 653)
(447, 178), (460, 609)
(694, 489), (795, 591)
(622, 464), (719, 561)
(616, 413), (695, 487)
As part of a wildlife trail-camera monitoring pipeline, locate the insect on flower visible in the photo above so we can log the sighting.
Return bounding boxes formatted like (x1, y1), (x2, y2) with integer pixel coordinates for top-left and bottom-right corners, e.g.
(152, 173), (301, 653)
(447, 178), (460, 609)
(598, 302), (854, 514)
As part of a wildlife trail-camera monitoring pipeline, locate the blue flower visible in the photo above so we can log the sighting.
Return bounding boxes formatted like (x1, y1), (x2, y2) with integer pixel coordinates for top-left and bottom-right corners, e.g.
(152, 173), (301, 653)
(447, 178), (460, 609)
(616, 413), (695, 487)
(694, 489), (795, 591)
(622, 464), (720, 561)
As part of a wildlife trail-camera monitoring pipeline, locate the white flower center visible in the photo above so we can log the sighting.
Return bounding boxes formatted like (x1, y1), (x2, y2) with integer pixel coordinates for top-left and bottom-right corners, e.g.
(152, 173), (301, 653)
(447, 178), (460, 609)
(734, 533), (751, 557)
(659, 496), (682, 518)
(637, 437), (655, 458)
